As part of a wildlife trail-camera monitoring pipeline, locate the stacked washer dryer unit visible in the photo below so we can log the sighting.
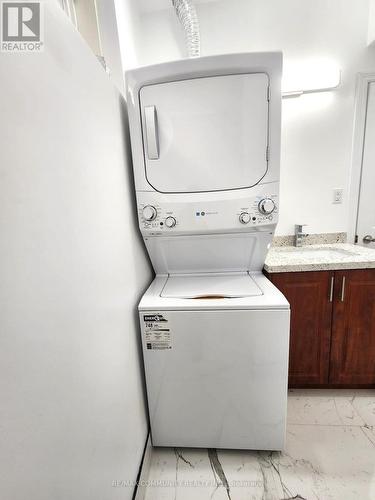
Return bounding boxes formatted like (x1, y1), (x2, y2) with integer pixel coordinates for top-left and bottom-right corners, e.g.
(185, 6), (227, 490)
(126, 52), (290, 451)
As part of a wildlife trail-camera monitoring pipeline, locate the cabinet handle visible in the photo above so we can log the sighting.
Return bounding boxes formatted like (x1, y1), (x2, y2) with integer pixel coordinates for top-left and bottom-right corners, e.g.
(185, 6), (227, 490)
(341, 276), (346, 302)
(329, 276), (334, 302)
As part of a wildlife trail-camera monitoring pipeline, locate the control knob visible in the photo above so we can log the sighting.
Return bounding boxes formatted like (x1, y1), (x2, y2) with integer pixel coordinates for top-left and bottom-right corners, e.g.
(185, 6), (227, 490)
(165, 216), (176, 228)
(142, 205), (157, 221)
(239, 212), (251, 224)
(258, 198), (275, 215)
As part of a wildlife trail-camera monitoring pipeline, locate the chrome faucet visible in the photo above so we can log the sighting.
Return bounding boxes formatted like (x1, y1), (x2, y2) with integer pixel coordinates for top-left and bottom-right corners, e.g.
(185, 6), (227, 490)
(295, 224), (308, 247)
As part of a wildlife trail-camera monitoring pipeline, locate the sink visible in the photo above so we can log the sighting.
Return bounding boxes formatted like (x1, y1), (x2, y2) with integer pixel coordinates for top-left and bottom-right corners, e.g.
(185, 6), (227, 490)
(277, 246), (360, 259)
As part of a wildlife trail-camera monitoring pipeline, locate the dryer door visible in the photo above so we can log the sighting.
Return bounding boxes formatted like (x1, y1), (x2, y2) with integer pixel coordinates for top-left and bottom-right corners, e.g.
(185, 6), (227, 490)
(139, 73), (269, 193)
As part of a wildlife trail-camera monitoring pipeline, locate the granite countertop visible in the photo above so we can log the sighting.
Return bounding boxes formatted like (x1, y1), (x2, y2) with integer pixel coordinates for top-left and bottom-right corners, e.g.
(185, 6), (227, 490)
(264, 243), (375, 273)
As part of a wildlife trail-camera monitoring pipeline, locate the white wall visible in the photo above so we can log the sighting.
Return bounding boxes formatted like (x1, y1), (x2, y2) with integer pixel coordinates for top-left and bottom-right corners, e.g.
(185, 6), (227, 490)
(96, 0), (126, 93)
(127, 0), (375, 236)
(0, 3), (152, 499)
(368, 0), (375, 45)
(114, 0), (144, 73)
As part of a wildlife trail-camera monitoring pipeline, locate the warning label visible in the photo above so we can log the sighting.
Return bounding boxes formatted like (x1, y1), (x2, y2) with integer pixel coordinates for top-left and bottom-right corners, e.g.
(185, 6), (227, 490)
(143, 313), (171, 350)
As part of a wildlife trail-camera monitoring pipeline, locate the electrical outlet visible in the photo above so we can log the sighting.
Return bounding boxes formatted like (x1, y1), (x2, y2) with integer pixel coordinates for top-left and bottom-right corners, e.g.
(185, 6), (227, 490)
(333, 188), (343, 204)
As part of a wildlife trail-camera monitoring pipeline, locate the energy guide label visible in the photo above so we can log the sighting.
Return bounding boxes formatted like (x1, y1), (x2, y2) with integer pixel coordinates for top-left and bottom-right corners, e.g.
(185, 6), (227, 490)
(143, 314), (171, 350)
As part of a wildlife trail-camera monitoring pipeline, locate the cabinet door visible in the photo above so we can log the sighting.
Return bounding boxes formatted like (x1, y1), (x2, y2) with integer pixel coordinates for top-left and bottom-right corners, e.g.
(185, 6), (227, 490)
(330, 269), (375, 385)
(267, 271), (334, 386)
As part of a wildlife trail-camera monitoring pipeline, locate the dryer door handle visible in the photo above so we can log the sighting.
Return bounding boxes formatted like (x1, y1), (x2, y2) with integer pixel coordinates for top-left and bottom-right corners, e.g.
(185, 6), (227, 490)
(144, 105), (160, 160)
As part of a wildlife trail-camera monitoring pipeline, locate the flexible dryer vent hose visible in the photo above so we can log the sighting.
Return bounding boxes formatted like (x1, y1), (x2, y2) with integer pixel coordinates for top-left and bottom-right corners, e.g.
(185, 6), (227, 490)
(172, 0), (200, 58)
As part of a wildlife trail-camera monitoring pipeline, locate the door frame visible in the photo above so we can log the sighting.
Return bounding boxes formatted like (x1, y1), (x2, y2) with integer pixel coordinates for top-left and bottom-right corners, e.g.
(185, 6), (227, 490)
(348, 72), (375, 243)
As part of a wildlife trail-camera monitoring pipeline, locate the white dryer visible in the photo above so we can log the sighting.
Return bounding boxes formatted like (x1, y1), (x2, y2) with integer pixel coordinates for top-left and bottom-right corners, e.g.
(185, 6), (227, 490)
(126, 52), (290, 450)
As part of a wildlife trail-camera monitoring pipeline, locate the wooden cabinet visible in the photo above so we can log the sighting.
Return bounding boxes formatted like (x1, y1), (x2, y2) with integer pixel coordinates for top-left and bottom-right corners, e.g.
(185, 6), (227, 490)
(267, 271), (334, 386)
(330, 270), (375, 385)
(266, 268), (375, 387)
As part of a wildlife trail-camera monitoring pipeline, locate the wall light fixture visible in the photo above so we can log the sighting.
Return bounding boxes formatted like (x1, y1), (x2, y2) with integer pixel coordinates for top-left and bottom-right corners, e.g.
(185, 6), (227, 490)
(282, 59), (341, 98)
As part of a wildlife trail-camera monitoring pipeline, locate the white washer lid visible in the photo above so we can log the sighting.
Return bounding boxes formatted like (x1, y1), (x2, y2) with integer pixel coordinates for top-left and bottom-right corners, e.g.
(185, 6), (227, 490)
(160, 273), (263, 299)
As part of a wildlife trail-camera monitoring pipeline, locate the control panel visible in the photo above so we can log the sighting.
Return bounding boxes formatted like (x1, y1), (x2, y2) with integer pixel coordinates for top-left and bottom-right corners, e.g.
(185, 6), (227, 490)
(136, 183), (279, 236)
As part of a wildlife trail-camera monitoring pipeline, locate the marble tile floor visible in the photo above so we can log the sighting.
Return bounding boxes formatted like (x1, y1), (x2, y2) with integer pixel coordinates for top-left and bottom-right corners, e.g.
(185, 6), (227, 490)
(143, 389), (375, 500)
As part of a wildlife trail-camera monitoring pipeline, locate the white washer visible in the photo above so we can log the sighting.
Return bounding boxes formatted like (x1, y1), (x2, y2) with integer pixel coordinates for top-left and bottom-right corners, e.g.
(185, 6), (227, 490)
(126, 52), (290, 450)
(140, 272), (289, 450)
